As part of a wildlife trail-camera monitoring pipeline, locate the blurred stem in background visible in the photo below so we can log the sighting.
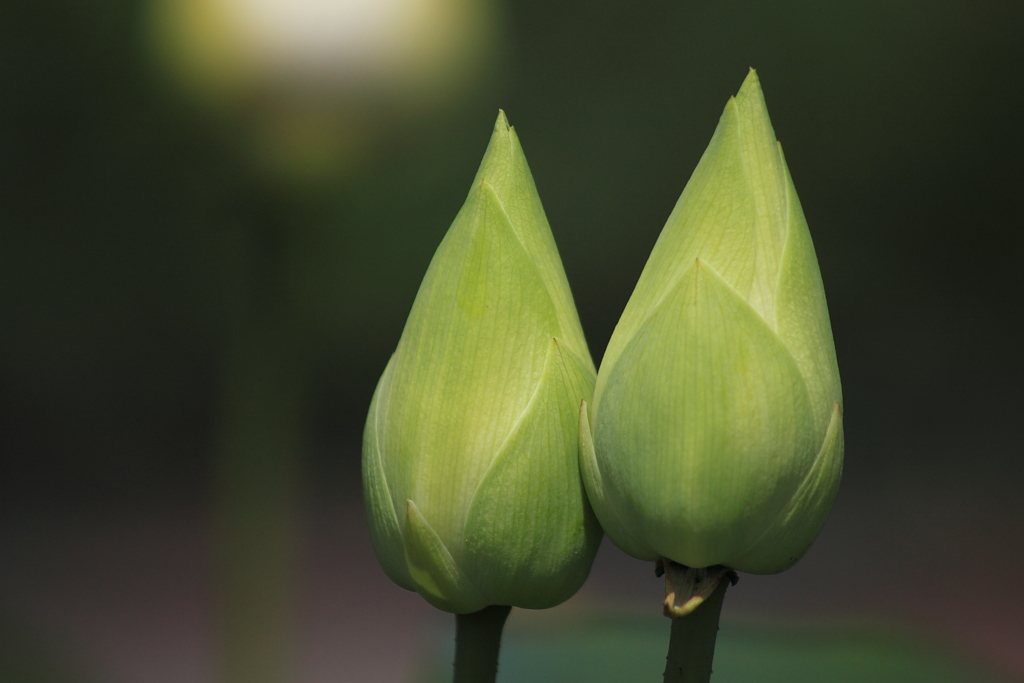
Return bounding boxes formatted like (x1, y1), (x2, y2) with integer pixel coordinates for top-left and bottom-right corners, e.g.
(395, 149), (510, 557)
(214, 310), (306, 682)
(147, 0), (500, 679)
(211, 195), (311, 683)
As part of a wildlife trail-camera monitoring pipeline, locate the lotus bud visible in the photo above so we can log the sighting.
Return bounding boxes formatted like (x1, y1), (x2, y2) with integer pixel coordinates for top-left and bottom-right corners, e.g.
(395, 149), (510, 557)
(363, 112), (602, 613)
(581, 70), (843, 578)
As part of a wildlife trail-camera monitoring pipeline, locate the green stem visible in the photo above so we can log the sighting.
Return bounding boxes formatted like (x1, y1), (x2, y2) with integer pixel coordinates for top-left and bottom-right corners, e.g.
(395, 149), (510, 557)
(212, 189), (313, 683)
(663, 577), (729, 683)
(214, 322), (306, 683)
(453, 605), (512, 683)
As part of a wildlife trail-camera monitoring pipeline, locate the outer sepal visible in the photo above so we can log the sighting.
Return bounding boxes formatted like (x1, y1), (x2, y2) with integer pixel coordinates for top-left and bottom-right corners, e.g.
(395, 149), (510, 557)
(362, 356), (413, 591)
(404, 500), (485, 613)
(463, 339), (599, 609)
(730, 402), (844, 573)
(579, 399), (656, 561)
(774, 161), (842, 429)
(470, 112), (594, 370)
(380, 180), (561, 542)
(594, 259), (817, 568)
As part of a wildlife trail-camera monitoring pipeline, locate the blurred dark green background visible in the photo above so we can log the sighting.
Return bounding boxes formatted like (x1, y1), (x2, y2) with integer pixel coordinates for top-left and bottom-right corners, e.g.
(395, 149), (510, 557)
(2, 0), (1023, 681)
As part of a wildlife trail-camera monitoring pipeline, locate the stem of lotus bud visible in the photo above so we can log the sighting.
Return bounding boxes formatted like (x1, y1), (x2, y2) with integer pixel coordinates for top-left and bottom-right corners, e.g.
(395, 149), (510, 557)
(660, 560), (737, 683)
(453, 604), (512, 683)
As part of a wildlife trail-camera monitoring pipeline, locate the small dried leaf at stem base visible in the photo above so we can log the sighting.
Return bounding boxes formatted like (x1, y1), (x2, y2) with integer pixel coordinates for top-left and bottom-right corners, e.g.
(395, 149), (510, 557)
(658, 560), (738, 618)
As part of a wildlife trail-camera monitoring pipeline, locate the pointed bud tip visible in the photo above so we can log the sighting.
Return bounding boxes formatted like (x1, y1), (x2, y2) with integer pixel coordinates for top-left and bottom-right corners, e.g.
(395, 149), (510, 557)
(734, 67), (770, 119)
(475, 110), (520, 188)
(494, 109), (512, 133)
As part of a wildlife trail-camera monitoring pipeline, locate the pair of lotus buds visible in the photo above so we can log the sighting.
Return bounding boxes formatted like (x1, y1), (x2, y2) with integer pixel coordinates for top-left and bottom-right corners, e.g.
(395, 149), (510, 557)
(363, 70), (844, 615)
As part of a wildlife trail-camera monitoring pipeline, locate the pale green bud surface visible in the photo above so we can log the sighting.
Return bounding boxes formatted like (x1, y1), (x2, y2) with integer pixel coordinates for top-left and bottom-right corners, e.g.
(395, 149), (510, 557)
(581, 70), (843, 574)
(363, 112), (601, 613)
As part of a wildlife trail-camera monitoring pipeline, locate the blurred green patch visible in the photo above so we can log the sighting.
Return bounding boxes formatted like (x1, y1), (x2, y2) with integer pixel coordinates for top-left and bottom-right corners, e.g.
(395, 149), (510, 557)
(0, 612), (100, 683)
(421, 611), (1010, 683)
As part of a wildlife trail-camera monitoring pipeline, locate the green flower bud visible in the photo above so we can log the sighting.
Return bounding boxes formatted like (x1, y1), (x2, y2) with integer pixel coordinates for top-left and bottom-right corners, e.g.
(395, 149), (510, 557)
(581, 70), (843, 575)
(363, 112), (602, 613)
